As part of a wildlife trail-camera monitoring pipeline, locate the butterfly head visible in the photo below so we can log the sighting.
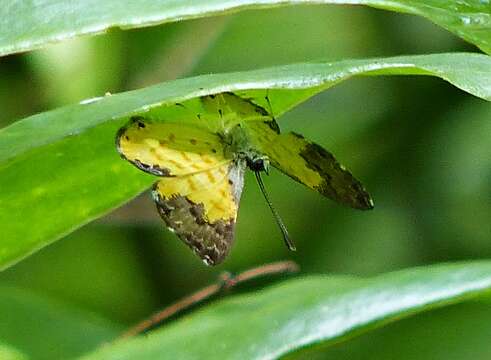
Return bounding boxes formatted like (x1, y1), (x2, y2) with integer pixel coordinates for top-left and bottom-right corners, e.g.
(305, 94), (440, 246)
(246, 155), (270, 174)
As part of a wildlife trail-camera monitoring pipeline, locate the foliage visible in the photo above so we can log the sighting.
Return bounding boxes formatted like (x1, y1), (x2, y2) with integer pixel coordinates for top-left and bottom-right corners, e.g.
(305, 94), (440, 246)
(2, 0), (491, 56)
(1, 54), (490, 270)
(0, 1), (490, 359)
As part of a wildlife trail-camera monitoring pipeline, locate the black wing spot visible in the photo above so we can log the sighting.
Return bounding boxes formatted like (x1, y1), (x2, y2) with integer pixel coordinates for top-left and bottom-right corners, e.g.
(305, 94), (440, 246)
(130, 115), (145, 122)
(133, 159), (172, 176)
(211, 148), (217, 153)
(265, 120), (281, 134)
(255, 107), (268, 115)
(291, 132), (305, 140)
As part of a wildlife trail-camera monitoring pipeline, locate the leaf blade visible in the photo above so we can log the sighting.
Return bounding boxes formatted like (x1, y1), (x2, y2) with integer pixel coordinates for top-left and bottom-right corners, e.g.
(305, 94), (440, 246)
(0, 286), (121, 360)
(78, 261), (491, 359)
(2, 53), (490, 164)
(0, 53), (490, 269)
(1, 0), (490, 56)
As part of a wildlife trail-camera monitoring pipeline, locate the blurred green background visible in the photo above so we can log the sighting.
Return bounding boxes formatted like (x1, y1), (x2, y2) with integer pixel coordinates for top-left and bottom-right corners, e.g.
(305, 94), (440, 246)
(1, 4), (490, 359)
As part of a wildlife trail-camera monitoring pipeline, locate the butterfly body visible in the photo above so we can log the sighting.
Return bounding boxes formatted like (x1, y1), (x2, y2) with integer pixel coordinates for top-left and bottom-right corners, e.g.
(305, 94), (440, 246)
(116, 93), (373, 265)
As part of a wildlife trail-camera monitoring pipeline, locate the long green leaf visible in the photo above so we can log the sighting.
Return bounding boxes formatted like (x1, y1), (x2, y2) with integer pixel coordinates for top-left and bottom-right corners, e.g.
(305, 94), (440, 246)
(318, 302), (491, 360)
(0, 286), (121, 360)
(79, 262), (491, 359)
(1, 0), (490, 56)
(0, 53), (490, 270)
(0, 342), (27, 360)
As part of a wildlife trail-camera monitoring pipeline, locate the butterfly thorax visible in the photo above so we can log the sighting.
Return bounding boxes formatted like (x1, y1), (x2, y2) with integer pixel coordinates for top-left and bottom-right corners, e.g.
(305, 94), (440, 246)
(221, 124), (270, 173)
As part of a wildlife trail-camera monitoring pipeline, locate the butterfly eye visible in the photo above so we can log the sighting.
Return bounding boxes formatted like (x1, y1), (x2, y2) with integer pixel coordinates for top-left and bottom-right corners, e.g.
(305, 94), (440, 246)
(247, 157), (267, 172)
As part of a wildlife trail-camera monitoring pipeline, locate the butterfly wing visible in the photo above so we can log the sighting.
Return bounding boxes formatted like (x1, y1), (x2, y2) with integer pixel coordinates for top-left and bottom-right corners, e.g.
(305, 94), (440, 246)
(152, 162), (245, 265)
(116, 115), (245, 265)
(116, 116), (229, 177)
(200, 92), (269, 119)
(244, 120), (374, 210)
(198, 92), (373, 209)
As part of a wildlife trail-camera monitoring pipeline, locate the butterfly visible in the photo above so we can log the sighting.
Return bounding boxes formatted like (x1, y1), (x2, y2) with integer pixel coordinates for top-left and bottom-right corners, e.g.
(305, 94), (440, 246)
(116, 92), (373, 265)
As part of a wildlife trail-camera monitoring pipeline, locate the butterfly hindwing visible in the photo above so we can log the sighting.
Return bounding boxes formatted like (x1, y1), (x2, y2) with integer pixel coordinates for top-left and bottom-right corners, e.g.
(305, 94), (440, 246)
(152, 162), (245, 265)
(116, 116), (228, 177)
(244, 120), (373, 210)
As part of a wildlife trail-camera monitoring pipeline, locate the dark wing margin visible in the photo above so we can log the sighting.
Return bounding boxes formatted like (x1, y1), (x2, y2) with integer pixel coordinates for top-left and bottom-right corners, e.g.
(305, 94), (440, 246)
(153, 193), (235, 265)
(152, 163), (245, 265)
(244, 120), (373, 210)
(292, 132), (374, 210)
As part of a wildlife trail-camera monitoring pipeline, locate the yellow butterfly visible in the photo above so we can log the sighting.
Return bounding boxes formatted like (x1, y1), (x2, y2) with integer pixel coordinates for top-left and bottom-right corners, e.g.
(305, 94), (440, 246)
(116, 92), (373, 265)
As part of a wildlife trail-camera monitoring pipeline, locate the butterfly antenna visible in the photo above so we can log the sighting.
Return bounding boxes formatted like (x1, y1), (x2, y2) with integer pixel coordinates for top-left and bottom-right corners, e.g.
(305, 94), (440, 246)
(254, 171), (296, 251)
(264, 90), (276, 119)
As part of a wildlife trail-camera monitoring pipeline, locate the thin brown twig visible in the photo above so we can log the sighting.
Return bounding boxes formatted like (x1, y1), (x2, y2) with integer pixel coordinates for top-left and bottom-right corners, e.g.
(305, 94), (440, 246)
(119, 261), (299, 339)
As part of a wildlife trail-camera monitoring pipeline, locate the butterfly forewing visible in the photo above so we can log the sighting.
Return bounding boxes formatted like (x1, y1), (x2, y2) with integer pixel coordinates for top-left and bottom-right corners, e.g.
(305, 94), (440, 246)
(116, 116), (228, 177)
(152, 162), (245, 265)
(244, 121), (373, 210)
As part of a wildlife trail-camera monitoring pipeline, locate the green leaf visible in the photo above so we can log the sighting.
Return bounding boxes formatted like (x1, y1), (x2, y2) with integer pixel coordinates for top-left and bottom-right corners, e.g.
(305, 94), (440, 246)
(79, 262), (491, 359)
(0, 286), (121, 360)
(1, 0), (490, 56)
(0, 225), (162, 323)
(316, 302), (491, 360)
(0, 53), (490, 270)
(0, 342), (28, 360)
